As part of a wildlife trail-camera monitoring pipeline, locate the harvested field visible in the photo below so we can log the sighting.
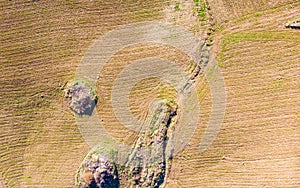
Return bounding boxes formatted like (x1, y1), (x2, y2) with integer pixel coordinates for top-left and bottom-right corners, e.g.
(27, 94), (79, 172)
(0, 0), (299, 187)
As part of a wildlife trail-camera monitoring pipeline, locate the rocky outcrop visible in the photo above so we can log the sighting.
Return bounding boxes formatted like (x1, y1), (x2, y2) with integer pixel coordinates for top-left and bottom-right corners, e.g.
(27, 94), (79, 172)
(123, 103), (177, 187)
(78, 155), (119, 188)
(77, 102), (178, 188)
(65, 83), (97, 115)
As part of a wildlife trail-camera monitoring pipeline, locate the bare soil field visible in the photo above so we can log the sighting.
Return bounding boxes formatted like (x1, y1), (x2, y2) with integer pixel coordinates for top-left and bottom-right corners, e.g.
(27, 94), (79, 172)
(0, 0), (299, 187)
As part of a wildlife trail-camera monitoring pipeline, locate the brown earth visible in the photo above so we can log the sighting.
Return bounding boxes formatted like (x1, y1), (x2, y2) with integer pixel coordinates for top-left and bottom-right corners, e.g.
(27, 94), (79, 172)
(0, 0), (299, 187)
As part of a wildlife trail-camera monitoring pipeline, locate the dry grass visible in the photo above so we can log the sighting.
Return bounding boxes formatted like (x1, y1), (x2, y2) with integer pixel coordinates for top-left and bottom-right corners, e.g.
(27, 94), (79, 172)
(129, 77), (177, 121)
(207, 0), (298, 23)
(0, 1), (169, 187)
(166, 0), (300, 187)
(95, 43), (198, 145)
(0, 0), (299, 187)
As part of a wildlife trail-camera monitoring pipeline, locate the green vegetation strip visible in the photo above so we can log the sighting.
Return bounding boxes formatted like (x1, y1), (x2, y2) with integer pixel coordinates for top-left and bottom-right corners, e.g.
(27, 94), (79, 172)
(218, 31), (300, 63)
(222, 31), (300, 50)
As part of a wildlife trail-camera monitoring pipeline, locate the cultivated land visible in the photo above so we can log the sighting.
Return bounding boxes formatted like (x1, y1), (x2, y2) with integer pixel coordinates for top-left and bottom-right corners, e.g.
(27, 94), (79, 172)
(0, 0), (299, 187)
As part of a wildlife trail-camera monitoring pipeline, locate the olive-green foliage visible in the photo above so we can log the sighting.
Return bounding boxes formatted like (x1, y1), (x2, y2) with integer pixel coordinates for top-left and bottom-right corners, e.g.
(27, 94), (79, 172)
(174, 2), (180, 11)
(194, 0), (206, 21)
